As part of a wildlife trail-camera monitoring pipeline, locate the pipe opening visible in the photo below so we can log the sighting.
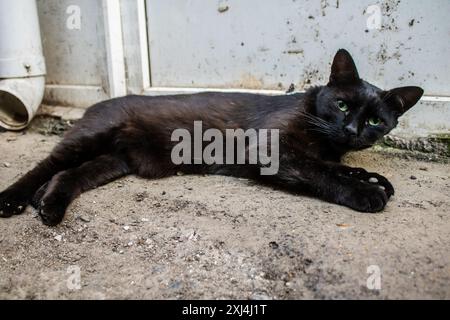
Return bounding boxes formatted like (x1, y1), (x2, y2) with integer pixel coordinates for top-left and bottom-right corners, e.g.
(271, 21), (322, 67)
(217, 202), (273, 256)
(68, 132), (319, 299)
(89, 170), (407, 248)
(0, 90), (29, 129)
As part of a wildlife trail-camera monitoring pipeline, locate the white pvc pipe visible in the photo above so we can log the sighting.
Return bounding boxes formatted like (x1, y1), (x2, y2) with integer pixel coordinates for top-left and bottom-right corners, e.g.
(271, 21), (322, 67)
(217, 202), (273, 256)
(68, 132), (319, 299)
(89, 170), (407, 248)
(0, 0), (46, 130)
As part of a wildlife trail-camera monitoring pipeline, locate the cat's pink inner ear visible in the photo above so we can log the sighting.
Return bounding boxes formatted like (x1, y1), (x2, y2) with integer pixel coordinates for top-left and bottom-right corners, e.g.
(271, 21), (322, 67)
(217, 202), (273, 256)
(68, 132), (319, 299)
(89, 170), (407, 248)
(329, 49), (360, 85)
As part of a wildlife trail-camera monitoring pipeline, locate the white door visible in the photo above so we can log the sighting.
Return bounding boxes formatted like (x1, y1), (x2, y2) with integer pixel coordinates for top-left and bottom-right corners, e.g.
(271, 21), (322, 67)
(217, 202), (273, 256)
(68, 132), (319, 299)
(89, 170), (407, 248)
(145, 0), (450, 96)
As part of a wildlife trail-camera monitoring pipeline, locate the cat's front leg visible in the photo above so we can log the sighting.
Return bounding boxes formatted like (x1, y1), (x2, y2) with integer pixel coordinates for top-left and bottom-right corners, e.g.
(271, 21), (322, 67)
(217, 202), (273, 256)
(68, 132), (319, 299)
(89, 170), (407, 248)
(257, 154), (393, 213)
(38, 155), (129, 225)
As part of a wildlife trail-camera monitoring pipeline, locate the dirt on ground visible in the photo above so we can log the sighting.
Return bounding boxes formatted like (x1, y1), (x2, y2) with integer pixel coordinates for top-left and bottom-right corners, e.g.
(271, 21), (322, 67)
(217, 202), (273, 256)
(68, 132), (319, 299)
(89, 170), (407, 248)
(0, 126), (449, 299)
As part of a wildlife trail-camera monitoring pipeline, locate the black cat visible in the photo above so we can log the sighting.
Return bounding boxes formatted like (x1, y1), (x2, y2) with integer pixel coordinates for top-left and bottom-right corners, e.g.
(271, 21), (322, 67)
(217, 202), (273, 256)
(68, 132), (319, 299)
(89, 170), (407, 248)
(0, 49), (423, 226)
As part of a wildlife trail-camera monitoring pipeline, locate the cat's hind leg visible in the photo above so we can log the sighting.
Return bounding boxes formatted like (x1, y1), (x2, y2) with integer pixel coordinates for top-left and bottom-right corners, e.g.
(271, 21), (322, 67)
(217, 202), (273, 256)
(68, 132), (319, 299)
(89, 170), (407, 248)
(0, 119), (121, 218)
(0, 146), (99, 218)
(37, 154), (130, 226)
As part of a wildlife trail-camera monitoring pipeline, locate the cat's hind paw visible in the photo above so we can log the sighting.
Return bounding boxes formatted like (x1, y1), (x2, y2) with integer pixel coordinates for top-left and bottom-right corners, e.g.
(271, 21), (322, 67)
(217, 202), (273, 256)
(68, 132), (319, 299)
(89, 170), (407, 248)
(38, 191), (70, 226)
(0, 189), (28, 217)
(31, 182), (49, 210)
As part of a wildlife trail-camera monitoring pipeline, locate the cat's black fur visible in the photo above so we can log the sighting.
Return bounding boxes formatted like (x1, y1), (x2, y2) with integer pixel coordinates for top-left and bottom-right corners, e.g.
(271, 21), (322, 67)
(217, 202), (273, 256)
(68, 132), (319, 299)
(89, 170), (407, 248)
(0, 49), (423, 225)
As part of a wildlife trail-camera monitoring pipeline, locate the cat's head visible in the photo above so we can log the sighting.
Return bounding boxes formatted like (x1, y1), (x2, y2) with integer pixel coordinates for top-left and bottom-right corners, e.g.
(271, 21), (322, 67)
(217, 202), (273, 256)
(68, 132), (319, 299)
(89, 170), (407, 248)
(314, 49), (423, 150)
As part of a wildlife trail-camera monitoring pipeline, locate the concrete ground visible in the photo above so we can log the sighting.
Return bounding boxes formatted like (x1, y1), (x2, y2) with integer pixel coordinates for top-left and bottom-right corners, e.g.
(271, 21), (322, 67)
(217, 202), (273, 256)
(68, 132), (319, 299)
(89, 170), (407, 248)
(0, 123), (449, 299)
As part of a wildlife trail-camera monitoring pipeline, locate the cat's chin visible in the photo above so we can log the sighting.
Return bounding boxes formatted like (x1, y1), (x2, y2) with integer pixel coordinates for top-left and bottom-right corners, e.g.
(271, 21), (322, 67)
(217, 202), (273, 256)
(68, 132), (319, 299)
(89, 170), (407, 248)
(332, 137), (373, 151)
(349, 144), (373, 151)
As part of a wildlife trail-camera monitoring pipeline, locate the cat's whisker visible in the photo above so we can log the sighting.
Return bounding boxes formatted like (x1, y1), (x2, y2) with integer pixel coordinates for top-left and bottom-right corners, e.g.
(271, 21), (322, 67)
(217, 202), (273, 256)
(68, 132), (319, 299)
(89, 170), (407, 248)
(306, 127), (336, 135)
(304, 118), (334, 131)
(300, 112), (333, 129)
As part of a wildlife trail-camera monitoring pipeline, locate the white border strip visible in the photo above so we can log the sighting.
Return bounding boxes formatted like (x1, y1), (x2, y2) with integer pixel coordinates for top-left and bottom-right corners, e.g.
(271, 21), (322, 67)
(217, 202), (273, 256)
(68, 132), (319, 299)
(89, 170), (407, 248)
(103, 0), (127, 98)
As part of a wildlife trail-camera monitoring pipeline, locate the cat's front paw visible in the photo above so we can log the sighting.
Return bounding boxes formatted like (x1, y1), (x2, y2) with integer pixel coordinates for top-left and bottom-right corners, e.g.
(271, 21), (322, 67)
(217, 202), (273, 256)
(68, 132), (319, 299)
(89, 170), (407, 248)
(0, 189), (29, 217)
(340, 167), (394, 198)
(366, 172), (394, 198)
(39, 191), (71, 226)
(342, 184), (389, 213)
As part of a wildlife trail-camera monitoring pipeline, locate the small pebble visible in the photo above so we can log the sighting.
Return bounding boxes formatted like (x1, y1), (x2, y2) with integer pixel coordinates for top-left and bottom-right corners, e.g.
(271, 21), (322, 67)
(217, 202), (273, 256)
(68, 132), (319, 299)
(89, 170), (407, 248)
(162, 191), (166, 195)
(54, 235), (63, 242)
(3, 162), (11, 168)
(134, 192), (148, 202)
(410, 175), (417, 180)
(141, 218), (149, 222)
(78, 216), (90, 223)
(123, 226), (130, 231)
(269, 241), (279, 249)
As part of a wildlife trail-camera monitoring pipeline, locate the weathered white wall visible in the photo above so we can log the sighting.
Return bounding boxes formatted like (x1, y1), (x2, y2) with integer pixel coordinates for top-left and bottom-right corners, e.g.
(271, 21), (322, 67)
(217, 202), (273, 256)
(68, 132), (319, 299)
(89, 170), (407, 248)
(147, 0), (450, 95)
(35, 0), (449, 140)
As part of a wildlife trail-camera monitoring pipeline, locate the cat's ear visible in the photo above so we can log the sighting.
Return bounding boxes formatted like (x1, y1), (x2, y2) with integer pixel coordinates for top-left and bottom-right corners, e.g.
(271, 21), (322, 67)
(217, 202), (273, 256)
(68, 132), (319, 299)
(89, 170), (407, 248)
(328, 49), (360, 86)
(382, 86), (424, 115)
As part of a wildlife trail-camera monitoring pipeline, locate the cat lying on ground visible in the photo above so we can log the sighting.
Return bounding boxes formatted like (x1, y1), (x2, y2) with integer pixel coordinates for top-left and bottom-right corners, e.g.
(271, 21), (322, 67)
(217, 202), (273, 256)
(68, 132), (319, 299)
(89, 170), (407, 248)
(0, 49), (423, 225)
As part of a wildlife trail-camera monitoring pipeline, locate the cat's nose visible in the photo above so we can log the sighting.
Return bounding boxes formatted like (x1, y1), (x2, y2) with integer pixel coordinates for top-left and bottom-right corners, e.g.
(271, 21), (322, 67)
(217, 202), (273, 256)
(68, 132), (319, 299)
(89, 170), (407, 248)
(344, 123), (358, 136)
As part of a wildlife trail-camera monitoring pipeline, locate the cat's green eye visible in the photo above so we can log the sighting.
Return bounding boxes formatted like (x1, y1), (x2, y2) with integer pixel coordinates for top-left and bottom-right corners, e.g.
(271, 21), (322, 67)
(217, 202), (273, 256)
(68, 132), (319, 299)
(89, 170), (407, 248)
(368, 117), (382, 126)
(337, 100), (349, 112)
